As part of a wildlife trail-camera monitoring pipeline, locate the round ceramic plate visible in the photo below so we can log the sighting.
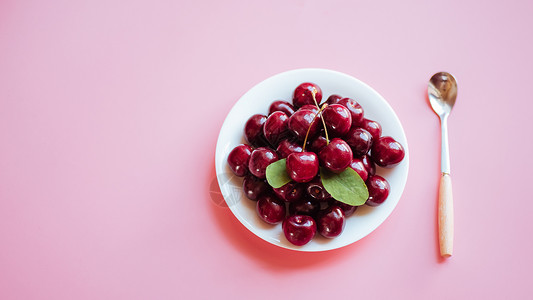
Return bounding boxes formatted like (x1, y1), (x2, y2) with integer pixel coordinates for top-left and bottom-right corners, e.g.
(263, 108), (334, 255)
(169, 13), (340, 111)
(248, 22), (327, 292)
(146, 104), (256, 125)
(215, 68), (409, 252)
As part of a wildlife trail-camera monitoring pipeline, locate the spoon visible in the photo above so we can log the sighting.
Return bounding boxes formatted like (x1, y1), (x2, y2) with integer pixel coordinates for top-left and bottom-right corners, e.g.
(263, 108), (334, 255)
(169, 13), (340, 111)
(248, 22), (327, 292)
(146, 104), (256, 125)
(428, 72), (457, 258)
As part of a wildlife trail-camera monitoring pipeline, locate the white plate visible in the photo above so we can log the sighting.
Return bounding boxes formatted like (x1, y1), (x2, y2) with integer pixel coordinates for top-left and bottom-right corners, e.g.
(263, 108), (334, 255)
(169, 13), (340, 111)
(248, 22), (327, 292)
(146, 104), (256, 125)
(215, 68), (409, 252)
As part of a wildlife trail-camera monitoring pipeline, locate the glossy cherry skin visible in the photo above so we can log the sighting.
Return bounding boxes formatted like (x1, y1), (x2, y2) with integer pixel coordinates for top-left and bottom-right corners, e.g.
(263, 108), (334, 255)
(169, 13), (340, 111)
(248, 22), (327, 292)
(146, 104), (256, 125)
(244, 114), (268, 147)
(360, 118), (382, 140)
(322, 104), (352, 137)
(283, 215), (317, 246)
(361, 154), (376, 176)
(318, 138), (353, 173)
(273, 182), (304, 202)
(293, 82), (322, 108)
(248, 147), (279, 179)
(269, 100), (295, 116)
(263, 111), (290, 147)
(289, 197), (321, 217)
(349, 158), (369, 182)
(371, 136), (405, 167)
(300, 104), (319, 114)
(286, 152), (319, 183)
(317, 206), (346, 238)
(345, 127), (373, 157)
(276, 139), (303, 158)
(326, 94), (342, 105)
(306, 177), (331, 201)
(328, 199), (358, 217)
(365, 175), (390, 206)
(288, 109), (320, 141)
(227, 144), (253, 177)
(242, 175), (269, 200)
(256, 193), (286, 224)
(309, 135), (328, 153)
(337, 98), (364, 127)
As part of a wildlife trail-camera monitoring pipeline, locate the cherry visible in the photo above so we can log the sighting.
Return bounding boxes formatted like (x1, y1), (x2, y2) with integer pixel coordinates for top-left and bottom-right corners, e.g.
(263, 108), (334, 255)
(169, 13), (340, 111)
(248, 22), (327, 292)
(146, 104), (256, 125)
(293, 82), (322, 108)
(273, 182), (304, 202)
(286, 152), (319, 183)
(360, 118), (382, 140)
(328, 199), (358, 217)
(365, 175), (390, 206)
(288, 108), (320, 142)
(326, 94), (342, 105)
(276, 139), (303, 158)
(317, 206), (346, 238)
(337, 98), (364, 127)
(371, 136), (405, 167)
(256, 193), (286, 224)
(269, 100), (295, 116)
(300, 104), (319, 114)
(242, 175), (269, 200)
(283, 215), (317, 246)
(322, 104), (352, 137)
(288, 197), (320, 217)
(227, 144), (253, 177)
(263, 111), (290, 147)
(306, 177), (331, 201)
(244, 114), (268, 147)
(248, 147), (279, 179)
(345, 127), (373, 157)
(361, 154), (376, 176)
(318, 138), (353, 173)
(349, 158), (369, 182)
(309, 135), (328, 153)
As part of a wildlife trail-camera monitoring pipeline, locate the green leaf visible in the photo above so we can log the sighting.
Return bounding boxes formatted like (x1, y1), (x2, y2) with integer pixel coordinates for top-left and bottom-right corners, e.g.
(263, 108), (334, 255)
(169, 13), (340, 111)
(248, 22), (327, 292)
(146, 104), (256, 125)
(320, 167), (369, 206)
(265, 159), (291, 188)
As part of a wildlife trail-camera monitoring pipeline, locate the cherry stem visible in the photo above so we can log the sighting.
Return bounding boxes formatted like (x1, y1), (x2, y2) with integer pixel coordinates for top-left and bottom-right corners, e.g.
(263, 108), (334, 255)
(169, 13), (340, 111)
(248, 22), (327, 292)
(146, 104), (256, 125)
(311, 90), (329, 145)
(302, 103), (328, 152)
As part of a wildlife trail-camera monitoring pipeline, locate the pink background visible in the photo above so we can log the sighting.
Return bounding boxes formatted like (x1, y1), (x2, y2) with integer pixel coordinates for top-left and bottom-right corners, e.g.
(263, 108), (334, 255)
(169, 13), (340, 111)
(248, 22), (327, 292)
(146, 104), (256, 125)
(1, 0), (532, 299)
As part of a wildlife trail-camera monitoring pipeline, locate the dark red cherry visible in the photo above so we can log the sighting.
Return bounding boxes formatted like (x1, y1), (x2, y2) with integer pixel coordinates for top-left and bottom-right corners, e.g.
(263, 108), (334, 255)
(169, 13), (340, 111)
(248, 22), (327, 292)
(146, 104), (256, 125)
(273, 182), (304, 202)
(349, 158), (369, 182)
(244, 114), (268, 147)
(289, 197), (320, 217)
(256, 193), (286, 224)
(300, 104), (319, 114)
(248, 147), (279, 179)
(263, 111), (290, 147)
(371, 136), (405, 167)
(286, 152), (319, 183)
(317, 206), (346, 238)
(293, 82), (322, 108)
(318, 138), (353, 173)
(365, 175), (390, 206)
(322, 104), (352, 137)
(276, 139), (303, 158)
(337, 98), (364, 127)
(269, 100), (295, 116)
(309, 135), (328, 154)
(360, 118), (382, 140)
(283, 215), (317, 246)
(227, 144), (253, 177)
(361, 154), (376, 176)
(288, 109), (320, 141)
(306, 177), (331, 201)
(328, 199), (358, 217)
(242, 175), (269, 200)
(345, 127), (373, 157)
(326, 94), (342, 105)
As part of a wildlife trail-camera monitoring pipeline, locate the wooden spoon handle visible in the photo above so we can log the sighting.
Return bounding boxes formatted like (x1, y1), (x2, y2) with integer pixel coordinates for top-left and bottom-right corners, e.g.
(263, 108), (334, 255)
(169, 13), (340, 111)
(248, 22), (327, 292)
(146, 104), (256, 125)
(438, 173), (454, 257)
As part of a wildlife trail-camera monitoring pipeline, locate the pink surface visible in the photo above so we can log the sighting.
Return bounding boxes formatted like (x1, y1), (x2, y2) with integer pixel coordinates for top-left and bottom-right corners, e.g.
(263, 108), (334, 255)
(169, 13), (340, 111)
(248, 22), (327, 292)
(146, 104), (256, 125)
(1, 0), (531, 299)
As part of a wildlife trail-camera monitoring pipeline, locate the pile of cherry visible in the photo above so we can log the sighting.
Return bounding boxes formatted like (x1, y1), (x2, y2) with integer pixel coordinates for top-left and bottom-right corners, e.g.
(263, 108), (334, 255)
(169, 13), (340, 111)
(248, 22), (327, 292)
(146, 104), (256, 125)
(227, 82), (405, 246)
